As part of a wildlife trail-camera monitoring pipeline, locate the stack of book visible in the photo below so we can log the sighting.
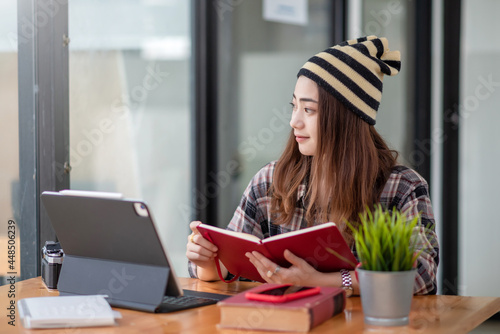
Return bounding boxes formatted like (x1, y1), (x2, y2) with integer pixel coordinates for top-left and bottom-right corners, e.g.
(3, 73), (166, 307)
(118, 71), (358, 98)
(217, 284), (346, 332)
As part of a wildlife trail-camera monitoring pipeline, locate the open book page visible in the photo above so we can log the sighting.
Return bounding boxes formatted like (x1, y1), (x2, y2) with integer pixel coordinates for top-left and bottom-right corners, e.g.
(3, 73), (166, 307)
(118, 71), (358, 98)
(261, 222), (337, 242)
(197, 224), (261, 242)
(261, 222), (358, 272)
(197, 224), (271, 282)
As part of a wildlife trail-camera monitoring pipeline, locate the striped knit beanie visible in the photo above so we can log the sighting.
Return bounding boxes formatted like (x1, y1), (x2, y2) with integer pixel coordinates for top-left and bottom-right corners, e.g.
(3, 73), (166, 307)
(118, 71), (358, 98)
(297, 36), (401, 125)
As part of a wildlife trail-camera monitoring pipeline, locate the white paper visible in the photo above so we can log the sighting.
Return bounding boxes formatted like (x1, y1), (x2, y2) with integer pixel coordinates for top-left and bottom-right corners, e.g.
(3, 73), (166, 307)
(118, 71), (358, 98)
(18, 295), (121, 329)
(263, 0), (308, 26)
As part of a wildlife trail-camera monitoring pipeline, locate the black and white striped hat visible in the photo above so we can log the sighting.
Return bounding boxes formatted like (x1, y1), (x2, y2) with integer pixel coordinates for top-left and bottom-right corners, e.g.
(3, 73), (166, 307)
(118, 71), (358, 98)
(297, 36), (401, 125)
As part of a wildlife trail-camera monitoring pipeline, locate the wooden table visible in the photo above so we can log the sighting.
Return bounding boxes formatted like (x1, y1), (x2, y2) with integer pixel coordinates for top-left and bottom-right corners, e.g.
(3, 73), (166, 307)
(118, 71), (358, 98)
(1, 277), (499, 333)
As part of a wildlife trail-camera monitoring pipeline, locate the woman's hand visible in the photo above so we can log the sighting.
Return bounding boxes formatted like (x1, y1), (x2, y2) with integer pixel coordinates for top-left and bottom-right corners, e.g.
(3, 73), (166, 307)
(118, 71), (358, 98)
(245, 249), (319, 286)
(186, 221), (218, 267)
(186, 221), (228, 281)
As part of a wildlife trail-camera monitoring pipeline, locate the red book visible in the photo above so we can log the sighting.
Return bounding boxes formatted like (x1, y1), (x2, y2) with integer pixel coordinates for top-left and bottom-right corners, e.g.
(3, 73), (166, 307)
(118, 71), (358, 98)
(197, 222), (358, 282)
(217, 284), (346, 332)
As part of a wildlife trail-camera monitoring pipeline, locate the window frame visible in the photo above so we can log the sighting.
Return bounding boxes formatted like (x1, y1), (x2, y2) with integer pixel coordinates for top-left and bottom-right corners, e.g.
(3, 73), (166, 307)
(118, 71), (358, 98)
(17, 0), (69, 279)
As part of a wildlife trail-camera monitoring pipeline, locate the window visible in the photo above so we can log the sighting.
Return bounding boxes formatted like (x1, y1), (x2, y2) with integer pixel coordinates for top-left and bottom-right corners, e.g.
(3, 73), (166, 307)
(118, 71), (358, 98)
(215, 0), (333, 226)
(68, 0), (192, 276)
(0, 1), (20, 284)
(459, 0), (500, 297)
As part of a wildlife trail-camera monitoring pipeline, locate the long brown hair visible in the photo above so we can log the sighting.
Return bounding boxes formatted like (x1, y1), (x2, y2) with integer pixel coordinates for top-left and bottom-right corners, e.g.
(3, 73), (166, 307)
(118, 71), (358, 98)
(270, 84), (398, 245)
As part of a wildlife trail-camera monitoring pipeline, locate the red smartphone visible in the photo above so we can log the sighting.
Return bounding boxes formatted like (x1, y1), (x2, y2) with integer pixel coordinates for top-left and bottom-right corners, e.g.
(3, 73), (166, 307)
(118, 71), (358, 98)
(245, 285), (321, 303)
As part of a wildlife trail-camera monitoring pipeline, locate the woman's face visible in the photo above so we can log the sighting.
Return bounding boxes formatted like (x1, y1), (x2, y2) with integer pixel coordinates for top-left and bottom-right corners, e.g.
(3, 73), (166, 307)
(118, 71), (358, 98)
(290, 76), (319, 156)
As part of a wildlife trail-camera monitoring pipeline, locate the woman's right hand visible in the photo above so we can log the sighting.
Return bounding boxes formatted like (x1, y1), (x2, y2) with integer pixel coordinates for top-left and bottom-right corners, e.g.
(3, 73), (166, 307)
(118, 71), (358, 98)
(186, 221), (219, 269)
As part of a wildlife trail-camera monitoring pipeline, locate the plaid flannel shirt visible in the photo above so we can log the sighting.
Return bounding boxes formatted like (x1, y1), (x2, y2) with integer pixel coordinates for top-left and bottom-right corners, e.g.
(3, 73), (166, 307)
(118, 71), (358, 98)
(189, 161), (439, 295)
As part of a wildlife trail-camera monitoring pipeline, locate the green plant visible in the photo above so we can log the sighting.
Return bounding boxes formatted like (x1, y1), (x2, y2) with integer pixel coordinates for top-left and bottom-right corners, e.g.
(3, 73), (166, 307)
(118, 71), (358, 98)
(349, 205), (422, 272)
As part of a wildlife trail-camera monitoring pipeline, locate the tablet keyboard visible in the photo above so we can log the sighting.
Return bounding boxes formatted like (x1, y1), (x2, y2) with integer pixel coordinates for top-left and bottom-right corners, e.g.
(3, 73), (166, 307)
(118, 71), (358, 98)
(157, 290), (228, 313)
(162, 295), (218, 307)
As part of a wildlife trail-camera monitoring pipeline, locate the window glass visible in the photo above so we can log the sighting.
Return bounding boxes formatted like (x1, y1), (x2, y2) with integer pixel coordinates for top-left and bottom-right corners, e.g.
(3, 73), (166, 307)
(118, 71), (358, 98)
(216, 0), (333, 225)
(357, 0), (413, 166)
(0, 1), (20, 284)
(69, 0), (191, 275)
(459, 0), (500, 297)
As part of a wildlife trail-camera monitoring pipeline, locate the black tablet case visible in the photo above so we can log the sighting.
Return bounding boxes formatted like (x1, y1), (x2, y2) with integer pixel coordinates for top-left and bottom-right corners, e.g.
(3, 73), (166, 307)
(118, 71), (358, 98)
(40, 192), (179, 312)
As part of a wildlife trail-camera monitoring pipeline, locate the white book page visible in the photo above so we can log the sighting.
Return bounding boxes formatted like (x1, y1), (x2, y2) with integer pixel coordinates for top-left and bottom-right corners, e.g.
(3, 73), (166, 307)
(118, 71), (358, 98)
(200, 224), (261, 243)
(261, 222), (337, 243)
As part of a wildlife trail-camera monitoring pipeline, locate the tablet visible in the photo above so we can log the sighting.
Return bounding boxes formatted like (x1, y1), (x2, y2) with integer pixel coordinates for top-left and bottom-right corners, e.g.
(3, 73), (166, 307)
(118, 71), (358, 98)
(41, 190), (184, 311)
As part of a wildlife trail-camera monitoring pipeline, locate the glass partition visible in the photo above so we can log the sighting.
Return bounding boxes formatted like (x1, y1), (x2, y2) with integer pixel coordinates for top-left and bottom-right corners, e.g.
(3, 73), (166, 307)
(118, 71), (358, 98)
(0, 1), (20, 284)
(355, 0), (414, 167)
(459, 0), (500, 297)
(68, 0), (192, 276)
(216, 0), (333, 226)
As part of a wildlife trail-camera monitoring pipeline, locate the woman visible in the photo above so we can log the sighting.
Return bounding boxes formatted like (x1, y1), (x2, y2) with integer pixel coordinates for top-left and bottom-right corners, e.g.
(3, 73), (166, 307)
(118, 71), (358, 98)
(186, 36), (439, 295)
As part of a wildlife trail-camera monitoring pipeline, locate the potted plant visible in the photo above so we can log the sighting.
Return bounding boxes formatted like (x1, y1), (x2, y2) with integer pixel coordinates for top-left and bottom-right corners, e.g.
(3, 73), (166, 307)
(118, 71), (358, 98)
(349, 204), (423, 326)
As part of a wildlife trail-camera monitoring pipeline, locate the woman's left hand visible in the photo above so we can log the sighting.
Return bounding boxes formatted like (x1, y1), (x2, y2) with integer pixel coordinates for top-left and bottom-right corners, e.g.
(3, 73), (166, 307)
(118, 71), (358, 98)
(245, 249), (318, 285)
